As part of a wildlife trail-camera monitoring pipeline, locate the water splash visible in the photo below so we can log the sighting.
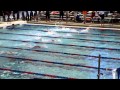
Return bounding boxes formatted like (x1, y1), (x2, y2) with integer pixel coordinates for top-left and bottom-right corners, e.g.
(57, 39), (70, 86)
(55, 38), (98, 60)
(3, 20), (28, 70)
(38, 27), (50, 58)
(36, 33), (41, 36)
(57, 39), (62, 42)
(6, 51), (18, 55)
(42, 44), (48, 48)
(0, 51), (5, 54)
(3, 26), (6, 29)
(45, 30), (60, 37)
(19, 24), (23, 26)
(34, 37), (42, 40)
(55, 22), (62, 26)
(47, 31), (56, 35)
(80, 27), (90, 33)
(0, 51), (19, 55)
(55, 26), (78, 33)
(50, 39), (62, 43)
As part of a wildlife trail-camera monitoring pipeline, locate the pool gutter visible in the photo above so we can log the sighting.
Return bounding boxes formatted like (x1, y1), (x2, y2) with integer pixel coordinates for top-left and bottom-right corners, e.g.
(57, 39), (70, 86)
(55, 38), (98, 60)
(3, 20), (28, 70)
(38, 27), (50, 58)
(1, 20), (120, 31)
(27, 21), (120, 31)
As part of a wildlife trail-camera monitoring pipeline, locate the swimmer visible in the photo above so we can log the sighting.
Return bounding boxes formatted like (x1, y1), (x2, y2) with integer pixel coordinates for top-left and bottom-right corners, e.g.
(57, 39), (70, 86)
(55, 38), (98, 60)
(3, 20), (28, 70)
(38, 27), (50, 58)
(6, 51), (13, 55)
(66, 33), (72, 37)
(47, 31), (56, 35)
(52, 40), (55, 42)
(32, 45), (48, 49)
(32, 46), (41, 49)
(40, 38), (42, 41)
(6, 51), (17, 55)
(58, 26), (63, 28)
(11, 24), (15, 29)
(86, 27), (90, 30)
(51, 39), (60, 43)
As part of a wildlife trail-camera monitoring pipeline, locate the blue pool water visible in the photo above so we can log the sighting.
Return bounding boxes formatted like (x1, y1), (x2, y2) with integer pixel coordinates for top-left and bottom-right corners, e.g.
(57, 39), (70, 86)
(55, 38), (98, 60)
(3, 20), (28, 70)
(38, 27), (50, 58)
(0, 24), (120, 79)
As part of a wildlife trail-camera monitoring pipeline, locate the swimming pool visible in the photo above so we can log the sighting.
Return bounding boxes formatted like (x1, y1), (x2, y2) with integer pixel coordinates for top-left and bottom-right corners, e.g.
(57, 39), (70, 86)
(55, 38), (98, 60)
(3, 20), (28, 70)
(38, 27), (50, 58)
(0, 24), (120, 79)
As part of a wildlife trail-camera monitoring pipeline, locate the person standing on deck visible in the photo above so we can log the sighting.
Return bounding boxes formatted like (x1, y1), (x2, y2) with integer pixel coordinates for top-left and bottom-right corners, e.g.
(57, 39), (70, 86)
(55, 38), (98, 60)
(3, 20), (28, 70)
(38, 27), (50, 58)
(91, 11), (95, 23)
(98, 11), (105, 27)
(22, 11), (25, 21)
(0, 11), (3, 22)
(19, 11), (22, 20)
(24, 11), (27, 21)
(6, 11), (11, 21)
(28, 11), (31, 21)
(30, 11), (33, 21)
(17, 11), (20, 20)
(74, 11), (78, 22)
(82, 11), (87, 24)
(27, 11), (31, 21)
(38, 11), (42, 21)
(33, 11), (38, 21)
(45, 11), (50, 22)
(3, 11), (8, 22)
(26, 11), (29, 21)
(59, 11), (64, 21)
(2, 11), (5, 22)
(36, 11), (39, 21)
(66, 11), (69, 24)
(13, 11), (17, 21)
(32, 11), (35, 21)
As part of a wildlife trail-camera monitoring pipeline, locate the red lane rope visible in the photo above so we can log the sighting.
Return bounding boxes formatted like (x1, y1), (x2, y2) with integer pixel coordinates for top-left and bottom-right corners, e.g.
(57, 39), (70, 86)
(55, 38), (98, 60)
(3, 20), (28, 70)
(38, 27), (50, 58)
(0, 55), (113, 71)
(0, 67), (76, 79)
(0, 46), (120, 61)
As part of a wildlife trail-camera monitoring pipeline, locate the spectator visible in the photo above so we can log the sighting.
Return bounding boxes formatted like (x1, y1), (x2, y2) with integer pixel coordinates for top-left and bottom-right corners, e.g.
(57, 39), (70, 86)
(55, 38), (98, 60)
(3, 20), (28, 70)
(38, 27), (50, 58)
(39, 11), (42, 20)
(6, 11), (11, 21)
(76, 13), (82, 22)
(0, 11), (3, 21)
(98, 11), (105, 27)
(91, 11), (95, 23)
(66, 11), (69, 23)
(46, 11), (50, 22)
(26, 11), (29, 21)
(2, 11), (5, 22)
(22, 11), (25, 20)
(30, 11), (33, 21)
(36, 11), (39, 21)
(17, 11), (20, 20)
(13, 11), (17, 20)
(59, 11), (64, 21)
(33, 11), (38, 21)
(74, 11), (78, 22)
(24, 11), (27, 21)
(82, 11), (87, 24)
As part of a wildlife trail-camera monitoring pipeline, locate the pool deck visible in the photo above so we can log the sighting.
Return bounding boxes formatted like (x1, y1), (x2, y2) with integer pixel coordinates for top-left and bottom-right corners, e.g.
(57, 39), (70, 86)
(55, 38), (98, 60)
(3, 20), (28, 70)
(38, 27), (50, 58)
(1, 20), (120, 30)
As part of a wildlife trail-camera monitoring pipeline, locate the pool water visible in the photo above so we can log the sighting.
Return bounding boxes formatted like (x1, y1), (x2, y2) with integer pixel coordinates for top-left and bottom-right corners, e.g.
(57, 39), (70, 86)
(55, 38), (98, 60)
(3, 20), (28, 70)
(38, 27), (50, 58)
(0, 24), (120, 79)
